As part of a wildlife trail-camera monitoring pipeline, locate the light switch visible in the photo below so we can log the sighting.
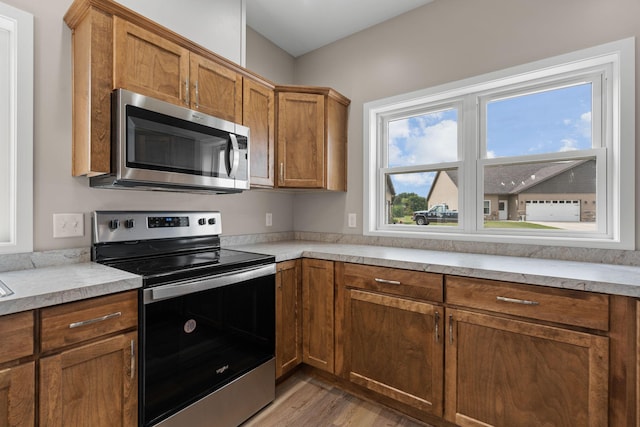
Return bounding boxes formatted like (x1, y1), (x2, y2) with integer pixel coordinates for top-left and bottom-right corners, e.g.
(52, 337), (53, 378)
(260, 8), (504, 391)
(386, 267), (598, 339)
(348, 213), (357, 228)
(53, 213), (84, 238)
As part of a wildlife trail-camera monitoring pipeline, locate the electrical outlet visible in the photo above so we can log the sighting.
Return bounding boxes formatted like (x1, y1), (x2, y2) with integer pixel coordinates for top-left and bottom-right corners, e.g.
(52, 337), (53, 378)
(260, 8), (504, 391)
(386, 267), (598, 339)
(53, 213), (84, 238)
(348, 213), (357, 228)
(266, 212), (273, 227)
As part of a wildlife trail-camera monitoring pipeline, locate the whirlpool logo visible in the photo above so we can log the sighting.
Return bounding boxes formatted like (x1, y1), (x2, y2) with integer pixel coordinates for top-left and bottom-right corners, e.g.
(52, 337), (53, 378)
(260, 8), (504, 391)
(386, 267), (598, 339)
(216, 365), (230, 375)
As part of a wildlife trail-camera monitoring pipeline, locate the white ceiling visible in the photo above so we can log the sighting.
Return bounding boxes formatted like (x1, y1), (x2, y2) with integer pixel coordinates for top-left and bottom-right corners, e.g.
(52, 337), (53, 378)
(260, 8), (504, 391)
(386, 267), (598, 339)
(246, 0), (434, 58)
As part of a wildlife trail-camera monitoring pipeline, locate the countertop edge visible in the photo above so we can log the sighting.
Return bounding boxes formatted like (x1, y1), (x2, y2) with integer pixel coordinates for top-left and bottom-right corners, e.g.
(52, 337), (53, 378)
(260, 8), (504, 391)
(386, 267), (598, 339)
(0, 263), (143, 316)
(231, 241), (640, 298)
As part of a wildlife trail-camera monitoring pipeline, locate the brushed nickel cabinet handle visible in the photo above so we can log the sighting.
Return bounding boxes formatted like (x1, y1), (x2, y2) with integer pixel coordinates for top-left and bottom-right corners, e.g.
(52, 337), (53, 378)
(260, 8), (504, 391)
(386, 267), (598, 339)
(279, 162), (284, 182)
(185, 78), (190, 105)
(195, 80), (199, 108)
(448, 315), (454, 345)
(496, 296), (540, 306)
(68, 311), (122, 329)
(130, 339), (136, 380)
(374, 278), (401, 285)
(434, 311), (440, 343)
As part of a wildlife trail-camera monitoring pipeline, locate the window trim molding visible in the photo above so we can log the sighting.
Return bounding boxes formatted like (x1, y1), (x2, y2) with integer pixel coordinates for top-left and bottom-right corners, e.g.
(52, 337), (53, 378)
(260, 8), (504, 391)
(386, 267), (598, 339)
(0, 2), (33, 254)
(363, 38), (635, 250)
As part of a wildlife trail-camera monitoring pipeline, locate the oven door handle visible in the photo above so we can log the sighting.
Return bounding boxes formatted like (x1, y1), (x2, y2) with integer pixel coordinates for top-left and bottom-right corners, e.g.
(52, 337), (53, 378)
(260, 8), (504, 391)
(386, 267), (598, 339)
(144, 263), (276, 304)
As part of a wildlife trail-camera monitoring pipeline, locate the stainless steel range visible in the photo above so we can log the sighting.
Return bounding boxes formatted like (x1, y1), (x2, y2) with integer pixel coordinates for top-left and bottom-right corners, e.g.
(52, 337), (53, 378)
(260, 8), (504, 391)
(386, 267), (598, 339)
(92, 211), (275, 427)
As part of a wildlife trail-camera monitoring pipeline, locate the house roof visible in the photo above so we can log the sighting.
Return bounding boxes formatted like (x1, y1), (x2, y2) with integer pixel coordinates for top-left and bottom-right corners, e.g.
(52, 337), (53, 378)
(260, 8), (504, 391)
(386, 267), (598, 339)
(443, 159), (591, 196)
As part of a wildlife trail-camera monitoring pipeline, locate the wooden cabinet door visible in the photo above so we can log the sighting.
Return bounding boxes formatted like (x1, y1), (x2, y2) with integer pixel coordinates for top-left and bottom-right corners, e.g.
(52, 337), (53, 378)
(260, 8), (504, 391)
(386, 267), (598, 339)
(190, 55), (242, 123)
(0, 362), (35, 427)
(39, 331), (137, 427)
(276, 260), (302, 379)
(445, 309), (608, 427)
(113, 17), (190, 106)
(244, 79), (275, 188)
(302, 259), (334, 372)
(277, 93), (325, 188)
(343, 289), (444, 415)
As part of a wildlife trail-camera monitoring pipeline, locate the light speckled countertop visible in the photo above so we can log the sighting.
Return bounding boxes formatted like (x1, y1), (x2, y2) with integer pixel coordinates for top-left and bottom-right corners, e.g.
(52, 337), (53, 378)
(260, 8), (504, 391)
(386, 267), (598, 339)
(1, 240), (639, 316)
(0, 263), (141, 316)
(231, 241), (640, 298)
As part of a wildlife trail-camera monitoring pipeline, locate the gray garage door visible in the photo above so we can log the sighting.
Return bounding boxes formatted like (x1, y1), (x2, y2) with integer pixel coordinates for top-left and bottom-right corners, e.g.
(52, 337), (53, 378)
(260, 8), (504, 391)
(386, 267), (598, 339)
(525, 200), (580, 222)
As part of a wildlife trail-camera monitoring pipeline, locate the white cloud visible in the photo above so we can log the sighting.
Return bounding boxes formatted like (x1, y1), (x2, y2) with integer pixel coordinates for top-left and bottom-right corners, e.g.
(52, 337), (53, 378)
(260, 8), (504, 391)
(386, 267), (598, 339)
(577, 111), (592, 138)
(559, 138), (579, 152)
(389, 119), (457, 166)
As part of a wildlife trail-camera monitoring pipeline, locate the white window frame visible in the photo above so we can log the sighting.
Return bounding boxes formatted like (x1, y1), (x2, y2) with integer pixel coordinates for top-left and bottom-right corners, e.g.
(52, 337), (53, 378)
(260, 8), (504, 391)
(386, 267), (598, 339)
(0, 2), (33, 254)
(364, 38), (635, 249)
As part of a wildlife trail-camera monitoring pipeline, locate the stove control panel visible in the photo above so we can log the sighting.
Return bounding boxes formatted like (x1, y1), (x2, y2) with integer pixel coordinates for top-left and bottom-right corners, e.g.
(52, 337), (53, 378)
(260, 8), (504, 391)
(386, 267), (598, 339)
(93, 211), (222, 243)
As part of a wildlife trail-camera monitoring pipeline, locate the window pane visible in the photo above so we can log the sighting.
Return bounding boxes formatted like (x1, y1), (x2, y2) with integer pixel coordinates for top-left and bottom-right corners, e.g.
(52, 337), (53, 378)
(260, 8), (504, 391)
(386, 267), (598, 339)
(388, 108), (458, 167)
(0, 25), (10, 242)
(483, 159), (597, 231)
(486, 83), (592, 158)
(385, 170), (459, 226)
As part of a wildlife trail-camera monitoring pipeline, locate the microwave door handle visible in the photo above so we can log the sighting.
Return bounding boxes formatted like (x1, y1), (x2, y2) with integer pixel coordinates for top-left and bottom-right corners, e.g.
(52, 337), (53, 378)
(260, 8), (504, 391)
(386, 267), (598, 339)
(228, 134), (240, 178)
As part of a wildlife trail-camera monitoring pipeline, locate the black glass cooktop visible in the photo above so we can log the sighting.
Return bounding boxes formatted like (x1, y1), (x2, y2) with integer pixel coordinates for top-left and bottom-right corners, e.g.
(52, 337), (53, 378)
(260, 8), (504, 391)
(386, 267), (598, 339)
(104, 248), (274, 287)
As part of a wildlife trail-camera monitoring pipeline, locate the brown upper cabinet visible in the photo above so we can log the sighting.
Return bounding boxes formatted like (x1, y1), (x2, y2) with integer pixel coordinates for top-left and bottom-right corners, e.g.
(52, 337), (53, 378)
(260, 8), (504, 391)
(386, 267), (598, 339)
(114, 18), (244, 122)
(244, 78), (276, 188)
(276, 86), (350, 190)
(64, 0), (347, 190)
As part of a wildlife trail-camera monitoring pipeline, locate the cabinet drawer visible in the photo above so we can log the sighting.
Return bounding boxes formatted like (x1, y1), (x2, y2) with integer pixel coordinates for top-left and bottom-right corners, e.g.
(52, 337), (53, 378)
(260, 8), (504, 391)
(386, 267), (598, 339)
(40, 291), (137, 352)
(0, 311), (34, 364)
(342, 263), (443, 303)
(446, 276), (609, 331)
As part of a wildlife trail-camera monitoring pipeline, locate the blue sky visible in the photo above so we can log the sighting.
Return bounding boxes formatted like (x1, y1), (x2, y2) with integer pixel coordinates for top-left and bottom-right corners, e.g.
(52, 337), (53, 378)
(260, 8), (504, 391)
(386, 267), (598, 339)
(388, 83), (592, 197)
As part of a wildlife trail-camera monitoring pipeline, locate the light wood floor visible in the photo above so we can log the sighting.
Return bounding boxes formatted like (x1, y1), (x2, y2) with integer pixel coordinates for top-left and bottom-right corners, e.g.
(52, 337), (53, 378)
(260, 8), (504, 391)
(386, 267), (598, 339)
(242, 371), (432, 427)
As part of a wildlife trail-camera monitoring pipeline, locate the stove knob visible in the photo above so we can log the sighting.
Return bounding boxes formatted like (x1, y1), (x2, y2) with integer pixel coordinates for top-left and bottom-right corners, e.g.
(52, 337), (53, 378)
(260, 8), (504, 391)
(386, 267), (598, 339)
(198, 218), (206, 226)
(124, 219), (135, 229)
(208, 218), (216, 225)
(108, 219), (120, 230)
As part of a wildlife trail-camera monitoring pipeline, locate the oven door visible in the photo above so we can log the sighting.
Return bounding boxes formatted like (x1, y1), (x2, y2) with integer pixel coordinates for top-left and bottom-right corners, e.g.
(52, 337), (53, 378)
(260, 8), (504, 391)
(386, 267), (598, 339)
(139, 265), (275, 427)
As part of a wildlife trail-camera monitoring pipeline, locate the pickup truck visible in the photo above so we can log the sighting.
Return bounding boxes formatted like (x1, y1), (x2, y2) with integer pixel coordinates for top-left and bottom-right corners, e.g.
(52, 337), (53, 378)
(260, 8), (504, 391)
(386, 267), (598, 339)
(412, 204), (458, 225)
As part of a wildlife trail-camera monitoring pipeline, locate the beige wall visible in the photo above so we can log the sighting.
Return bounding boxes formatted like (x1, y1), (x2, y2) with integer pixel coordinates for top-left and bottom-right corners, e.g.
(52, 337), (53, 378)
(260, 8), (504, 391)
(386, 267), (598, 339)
(4, 0), (296, 251)
(246, 27), (295, 84)
(290, 0), (640, 247)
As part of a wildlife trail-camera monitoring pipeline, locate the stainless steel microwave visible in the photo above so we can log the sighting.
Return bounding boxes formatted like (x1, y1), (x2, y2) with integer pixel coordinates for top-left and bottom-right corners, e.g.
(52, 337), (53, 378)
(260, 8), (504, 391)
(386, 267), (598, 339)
(90, 89), (250, 193)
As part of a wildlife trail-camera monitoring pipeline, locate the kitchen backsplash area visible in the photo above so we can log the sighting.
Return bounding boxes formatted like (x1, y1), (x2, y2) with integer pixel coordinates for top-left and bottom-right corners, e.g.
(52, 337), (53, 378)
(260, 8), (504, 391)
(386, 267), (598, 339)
(3, 229), (640, 274)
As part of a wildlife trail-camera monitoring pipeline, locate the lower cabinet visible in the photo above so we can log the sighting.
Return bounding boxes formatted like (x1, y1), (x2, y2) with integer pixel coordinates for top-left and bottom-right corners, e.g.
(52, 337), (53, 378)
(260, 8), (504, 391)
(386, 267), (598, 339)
(343, 288), (443, 415)
(0, 363), (35, 427)
(275, 259), (302, 379)
(39, 331), (138, 427)
(336, 262), (445, 417)
(302, 258), (334, 373)
(445, 308), (609, 427)
(38, 290), (138, 427)
(0, 310), (35, 427)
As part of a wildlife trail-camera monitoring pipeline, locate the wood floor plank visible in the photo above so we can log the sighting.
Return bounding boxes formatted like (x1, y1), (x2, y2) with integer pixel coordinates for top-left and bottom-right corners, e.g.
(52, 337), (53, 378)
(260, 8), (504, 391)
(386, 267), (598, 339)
(242, 372), (431, 427)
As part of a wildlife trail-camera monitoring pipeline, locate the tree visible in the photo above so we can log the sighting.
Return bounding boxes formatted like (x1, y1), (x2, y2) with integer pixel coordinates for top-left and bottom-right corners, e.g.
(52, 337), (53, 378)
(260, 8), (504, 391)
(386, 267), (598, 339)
(392, 192), (427, 216)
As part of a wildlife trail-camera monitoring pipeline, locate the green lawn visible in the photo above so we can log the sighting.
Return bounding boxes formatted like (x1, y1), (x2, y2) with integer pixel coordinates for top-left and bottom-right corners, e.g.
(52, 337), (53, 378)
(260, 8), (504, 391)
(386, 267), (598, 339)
(393, 217), (559, 229)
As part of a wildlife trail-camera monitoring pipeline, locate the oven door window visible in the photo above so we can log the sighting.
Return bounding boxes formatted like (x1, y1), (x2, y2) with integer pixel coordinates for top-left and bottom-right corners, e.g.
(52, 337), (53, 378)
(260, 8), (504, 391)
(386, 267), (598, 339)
(126, 105), (247, 180)
(141, 274), (275, 426)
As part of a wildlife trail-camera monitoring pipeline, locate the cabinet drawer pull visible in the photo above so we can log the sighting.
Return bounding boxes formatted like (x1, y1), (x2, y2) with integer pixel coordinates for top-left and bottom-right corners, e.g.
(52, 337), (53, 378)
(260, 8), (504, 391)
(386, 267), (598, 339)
(434, 311), (440, 343)
(374, 278), (401, 285)
(496, 296), (540, 306)
(69, 311), (122, 329)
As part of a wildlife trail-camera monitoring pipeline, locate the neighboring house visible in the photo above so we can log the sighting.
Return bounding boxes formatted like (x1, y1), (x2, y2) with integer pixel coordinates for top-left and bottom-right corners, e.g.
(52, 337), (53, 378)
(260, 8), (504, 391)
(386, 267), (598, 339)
(426, 160), (596, 222)
(385, 175), (396, 224)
